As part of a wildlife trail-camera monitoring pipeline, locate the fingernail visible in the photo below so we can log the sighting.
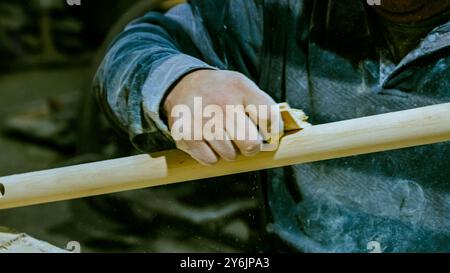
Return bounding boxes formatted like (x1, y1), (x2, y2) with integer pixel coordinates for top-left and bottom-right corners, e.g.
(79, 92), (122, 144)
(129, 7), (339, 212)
(242, 147), (260, 157)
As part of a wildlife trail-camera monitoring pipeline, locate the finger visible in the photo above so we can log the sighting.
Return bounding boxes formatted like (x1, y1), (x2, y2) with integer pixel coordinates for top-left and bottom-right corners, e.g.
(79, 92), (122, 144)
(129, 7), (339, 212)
(203, 127), (237, 161)
(226, 108), (263, 157)
(245, 92), (284, 151)
(176, 140), (218, 166)
(207, 139), (237, 161)
(245, 91), (284, 138)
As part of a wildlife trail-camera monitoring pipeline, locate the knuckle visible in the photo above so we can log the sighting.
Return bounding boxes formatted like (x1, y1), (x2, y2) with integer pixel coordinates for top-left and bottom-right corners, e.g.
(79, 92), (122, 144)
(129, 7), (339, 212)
(228, 72), (247, 88)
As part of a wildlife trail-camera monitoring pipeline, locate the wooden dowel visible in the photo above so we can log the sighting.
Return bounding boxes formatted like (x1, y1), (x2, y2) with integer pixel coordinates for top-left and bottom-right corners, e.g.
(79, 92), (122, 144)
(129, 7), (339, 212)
(1, 103), (450, 210)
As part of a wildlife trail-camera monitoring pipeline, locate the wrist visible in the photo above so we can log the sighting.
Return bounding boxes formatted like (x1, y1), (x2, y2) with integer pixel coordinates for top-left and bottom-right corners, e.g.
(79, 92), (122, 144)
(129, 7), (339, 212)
(163, 69), (215, 114)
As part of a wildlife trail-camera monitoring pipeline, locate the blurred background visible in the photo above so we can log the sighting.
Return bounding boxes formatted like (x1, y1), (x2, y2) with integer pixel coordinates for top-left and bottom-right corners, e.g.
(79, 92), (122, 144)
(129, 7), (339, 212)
(0, 0), (265, 252)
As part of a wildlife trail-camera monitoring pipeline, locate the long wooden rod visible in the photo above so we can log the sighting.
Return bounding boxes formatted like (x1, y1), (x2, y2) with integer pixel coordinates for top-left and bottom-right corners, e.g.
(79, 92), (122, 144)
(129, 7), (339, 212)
(1, 103), (450, 210)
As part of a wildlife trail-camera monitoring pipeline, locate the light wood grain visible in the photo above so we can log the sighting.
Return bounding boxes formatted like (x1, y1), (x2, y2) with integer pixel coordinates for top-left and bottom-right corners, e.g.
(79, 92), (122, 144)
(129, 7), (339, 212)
(1, 103), (449, 210)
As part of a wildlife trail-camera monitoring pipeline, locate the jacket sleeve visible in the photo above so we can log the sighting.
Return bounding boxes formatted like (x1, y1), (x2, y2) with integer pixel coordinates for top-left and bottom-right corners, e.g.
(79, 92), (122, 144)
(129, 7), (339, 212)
(93, 0), (265, 153)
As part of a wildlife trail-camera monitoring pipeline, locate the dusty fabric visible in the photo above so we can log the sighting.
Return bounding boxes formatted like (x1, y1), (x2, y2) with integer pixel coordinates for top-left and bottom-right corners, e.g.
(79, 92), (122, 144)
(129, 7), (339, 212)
(94, 0), (450, 252)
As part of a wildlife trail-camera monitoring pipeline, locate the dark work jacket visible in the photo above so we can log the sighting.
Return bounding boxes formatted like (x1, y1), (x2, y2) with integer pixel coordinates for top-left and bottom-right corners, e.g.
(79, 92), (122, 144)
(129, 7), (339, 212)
(94, 0), (450, 252)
